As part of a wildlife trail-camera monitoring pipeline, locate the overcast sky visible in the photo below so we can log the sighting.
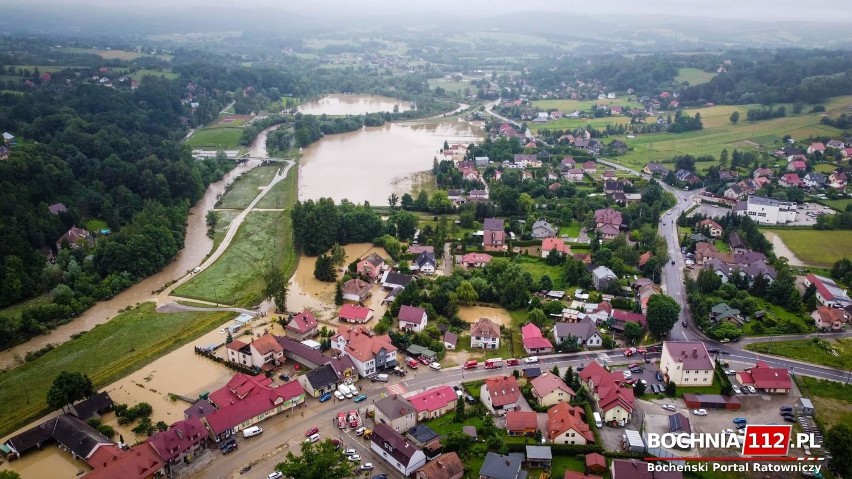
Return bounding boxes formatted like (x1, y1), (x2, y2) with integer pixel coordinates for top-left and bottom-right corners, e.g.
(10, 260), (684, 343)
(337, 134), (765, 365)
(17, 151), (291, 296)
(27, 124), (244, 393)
(7, 0), (852, 22)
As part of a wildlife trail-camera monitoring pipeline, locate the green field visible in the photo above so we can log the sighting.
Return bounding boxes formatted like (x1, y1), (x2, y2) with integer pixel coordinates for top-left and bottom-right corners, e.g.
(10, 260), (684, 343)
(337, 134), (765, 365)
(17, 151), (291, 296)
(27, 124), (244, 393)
(210, 209), (240, 252)
(186, 127), (243, 149)
(84, 218), (109, 232)
(173, 210), (296, 307)
(255, 165), (297, 209)
(741, 298), (812, 336)
(796, 376), (852, 430)
(128, 69), (178, 81)
(428, 78), (471, 94)
(216, 166), (280, 209)
(532, 98), (643, 112)
(8, 65), (77, 74)
(532, 116), (630, 134)
(761, 228), (852, 267)
(0, 303), (234, 437)
(745, 338), (852, 369)
(558, 222), (582, 238)
(824, 198), (852, 212)
(675, 67), (717, 85)
(516, 256), (569, 290)
(813, 163), (839, 174)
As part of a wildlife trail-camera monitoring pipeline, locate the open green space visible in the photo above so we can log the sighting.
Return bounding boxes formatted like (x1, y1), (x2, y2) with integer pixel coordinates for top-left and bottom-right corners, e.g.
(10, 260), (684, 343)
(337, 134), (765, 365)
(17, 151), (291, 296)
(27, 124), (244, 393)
(741, 297), (812, 336)
(532, 98), (643, 112)
(216, 166), (280, 209)
(84, 218), (109, 232)
(677, 382), (723, 395)
(210, 208), (240, 252)
(128, 69), (178, 81)
(813, 163), (838, 174)
(713, 240), (730, 253)
(8, 65), (78, 74)
(532, 116), (630, 134)
(516, 256), (569, 290)
(760, 228), (852, 267)
(0, 302), (234, 437)
(746, 338), (852, 369)
(256, 167), (297, 209)
(675, 67), (717, 85)
(428, 78), (471, 94)
(823, 198), (852, 212)
(173, 210), (296, 307)
(796, 376), (852, 430)
(0, 294), (51, 326)
(558, 222), (582, 238)
(185, 127), (243, 149)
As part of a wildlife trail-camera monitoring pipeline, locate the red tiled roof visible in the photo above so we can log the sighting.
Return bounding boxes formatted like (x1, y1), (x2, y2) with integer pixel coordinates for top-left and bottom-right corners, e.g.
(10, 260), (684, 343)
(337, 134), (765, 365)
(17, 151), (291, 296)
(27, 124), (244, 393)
(638, 251), (652, 267)
(611, 309), (647, 326)
(398, 305), (427, 325)
(85, 443), (165, 479)
(146, 417), (206, 462)
(339, 304), (373, 320)
(209, 373), (274, 407)
(206, 380), (304, 434)
(814, 306), (845, 327)
(547, 402), (593, 442)
(743, 361), (792, 390)
(542, 238), (569, 254)
(585, 452), (607, 471)
(407, 386), (457, 413)
(471, 318), (500, 338)
(594, 208), (622, 226)
(505, 411), (538, 432)
(807, 274), (837, 302)
(531, 373), (575, 399)
(462, 252), (493, 264)
(287, 310), (318, 334)
(251, 333), (283, 355)
(225, 339), (247, 351)
(662, 342), (713, 371)
(484, 376), (521, 407)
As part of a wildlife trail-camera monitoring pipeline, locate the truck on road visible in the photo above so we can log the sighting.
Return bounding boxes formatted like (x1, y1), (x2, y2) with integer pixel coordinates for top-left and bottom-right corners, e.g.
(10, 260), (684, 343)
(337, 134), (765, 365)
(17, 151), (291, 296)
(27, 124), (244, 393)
(484, 358), (503, 369)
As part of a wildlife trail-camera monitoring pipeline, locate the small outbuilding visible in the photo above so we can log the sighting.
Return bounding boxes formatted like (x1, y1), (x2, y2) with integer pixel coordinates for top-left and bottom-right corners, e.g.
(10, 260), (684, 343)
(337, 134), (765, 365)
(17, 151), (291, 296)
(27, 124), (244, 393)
(798, 398), (814, 416)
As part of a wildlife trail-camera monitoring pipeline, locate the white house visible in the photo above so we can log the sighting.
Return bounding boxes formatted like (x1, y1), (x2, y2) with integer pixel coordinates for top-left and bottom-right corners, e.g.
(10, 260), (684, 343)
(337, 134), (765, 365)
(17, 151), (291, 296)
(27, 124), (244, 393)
(370, 423), (427, 476)
(553, 319), (602, 349)
(411, 252), (436, 275)
(398, 305), (428, 333)
(470, 318), (501, 349)
(659, 341), (715, 386)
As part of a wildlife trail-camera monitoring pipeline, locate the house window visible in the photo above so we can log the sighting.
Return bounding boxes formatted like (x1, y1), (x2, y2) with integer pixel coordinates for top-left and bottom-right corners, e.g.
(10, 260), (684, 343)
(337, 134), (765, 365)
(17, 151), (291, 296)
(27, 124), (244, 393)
(704, 378), (708, 382)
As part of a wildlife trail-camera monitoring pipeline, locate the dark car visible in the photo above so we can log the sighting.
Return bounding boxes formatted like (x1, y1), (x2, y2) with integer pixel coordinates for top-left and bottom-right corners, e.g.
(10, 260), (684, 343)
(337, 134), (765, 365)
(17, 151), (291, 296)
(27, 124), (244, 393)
(278, 374), (290, 382)
(630, 367), (644, 373)
(780, 406), (793, 413)
(707, 348), (720, 354)
(318, 392), (332, 402)
(222, 442), (238, 454)
(656, 371), (664, 381)
(682, 321), (687, 327)
(783, 416), (797, 423)
(372, 475), (388, 479)
(465, 394), (477, 404)
(219, 438), (236, 451)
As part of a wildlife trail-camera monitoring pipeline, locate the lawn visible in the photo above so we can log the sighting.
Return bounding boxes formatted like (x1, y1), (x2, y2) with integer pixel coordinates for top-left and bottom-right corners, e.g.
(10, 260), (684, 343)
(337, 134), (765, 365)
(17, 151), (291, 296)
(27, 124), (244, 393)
(128, 69), (178, 81)
(185, 127), (243, 149)
(173, 210), (297, 307)
(813, 163), (839, 174)
(531, 116), (630, 134)
(558, 222), (582, 238)
(216, 166), (280, 209)
(210, 209), (240, 252)
(713, 240), (730, 253)
(63, 47), (149, 61)
(823, 198), (852, 212)
(531, 98), (644, 112)
(795, 376), (852, 429)
(84, 218), (109, 232)
(677, 382), (723, 396)
(741, 298), (812, 336)
(256, 164), (297, 209)
(0, 302), (234, 437)
(675, 67), (717, 85)
(428, 78), (471, 94)
(745, 338), (852, 369)
(516, 256), (569, 290)
(760, 228), (852, 267)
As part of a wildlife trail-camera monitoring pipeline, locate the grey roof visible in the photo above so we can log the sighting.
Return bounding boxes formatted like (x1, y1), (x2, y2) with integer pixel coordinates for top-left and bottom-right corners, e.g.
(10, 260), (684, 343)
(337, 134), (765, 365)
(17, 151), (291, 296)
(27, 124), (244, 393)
(480, 452), (523, 479)
(375, 394), (415, 421)
(747, 195), (795, 207)
(592, 266), (616, 280)
(415, 252), (436, 268)
(305, 363), (340, 390)
(483, 218), (505, 231)
(406, 424), (439, 444)
(532, 220), (556, 233)
(524, 367), (541, 378)
(69, 392), (113, 421)
(711, 303), (740, 320)
(526, 445), (552, 460)
(554, 318), (597, 341)
(184, 399), (216, 419)
(5, 414), (111, 458)
(728, 232), (746, 249)
(668, 413), (692, 434)
(443, 331), (458, 346)
(383, 271), (414, 288)
(463, 425), (477, 438)
(370, 423), (420, 466)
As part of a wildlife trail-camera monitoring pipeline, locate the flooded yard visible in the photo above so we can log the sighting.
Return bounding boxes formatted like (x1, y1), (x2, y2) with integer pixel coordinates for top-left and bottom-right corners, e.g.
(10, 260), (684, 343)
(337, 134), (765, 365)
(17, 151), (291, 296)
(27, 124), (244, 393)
(297, 94), (413, 115)
(457, 305), (515, 327)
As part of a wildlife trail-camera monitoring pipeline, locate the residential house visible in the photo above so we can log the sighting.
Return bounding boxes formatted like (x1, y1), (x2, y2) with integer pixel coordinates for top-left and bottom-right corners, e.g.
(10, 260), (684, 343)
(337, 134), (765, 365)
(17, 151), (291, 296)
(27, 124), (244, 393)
(659, 342), (714, 386)
(827, 139), (845, 149)
(461, 252), (493, 268)
(443, 331), (458, 350)
(564, 168), (585, 182)
(483, 217), (507, 251)
(513, 153), (539, 168)
(547, 402), (594, 445)
(470, 318), (501, 349)
(48, 203), (67, 215)
(480, 376), (521, 414)
(553, 319), (602, 349)
(68, 392), (113, 422)
(86, 443), (165, 479)
(779, 173), (804, 188)
(592, 266), (617, 290)
(807, 142), (826, 155)
(56, 226), (91, 250)
(582, 161), (597, 173)
(710, 303), (743, 325)
(805, 274), (851, 308)
(224, 333), (284, 370)
(373, 395), (416, 432)
(412, 252), (437, 275)
(811, 306), (845, 331)
(594, 208), (622, 240)
(531, 219), (558, 238)
(338, 304), (374, 324)
(723, 184), (745, 201)
(734, 196), (797, 224)
(146, 417), (207, 473)
(447, 189), (464, 204)
(609, 140), (628, 154)
(357, 253), (385, 281)
(505, 411), (539, 436)
(804, 172), (826, 189)
(609, 309), (646, 334)
(728, 232), (747, 254)
(280, 336), (356, 380)
(604, 181), (627, 195)
(675, 169), (701, 185)
(829, 171), (848, 189)
(541, 237), (570, 258)
(475, 156), (490, 167)
(469, 189), (489, 201)
(461, 168), (480, 181)
(561, 157), (577, 170)
(697, 219), (723, 238)
(298, 362), (344, 398)
(285, 310), (318, 340)
(578, 361), (634, 424)
(736, 361), (792, 394)
(341, 278), (372, 303)
(753, 168), (774, 179)
(408, 386), (458, 420)
(398, 305), (428, 333)
(636, 284), (661, 315)
(787, 160), (807, 173)
(601, 170), (618, 183)
(382, 271), (414, 290)
(4, 414), (116, 466)
(414, 452), (464, 479)
(718, 170), (738, 181)
(521, 323), (554, 355)
(205, 376), (305, 440)
(531, 373), (576, 407)
(479, 452), (523, 479)
(643, 162), (670, 176)
(338, 329), (398, 377)
(370, 423), (428, 476)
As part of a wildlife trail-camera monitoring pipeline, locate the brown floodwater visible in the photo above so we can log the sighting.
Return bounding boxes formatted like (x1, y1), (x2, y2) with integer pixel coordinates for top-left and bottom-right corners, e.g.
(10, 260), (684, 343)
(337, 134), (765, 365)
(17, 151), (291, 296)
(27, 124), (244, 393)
(299, 120), (483, 204)
(457, 305), (514, 327)
(0, 126), (282, 369)
(297, 94), (413, 116)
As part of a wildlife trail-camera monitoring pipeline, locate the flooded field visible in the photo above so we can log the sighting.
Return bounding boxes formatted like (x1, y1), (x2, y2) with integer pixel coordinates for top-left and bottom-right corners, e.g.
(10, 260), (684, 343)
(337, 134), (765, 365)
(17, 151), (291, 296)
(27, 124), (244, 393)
(297, 94), (413, 115)
(457, 305), (514, 326)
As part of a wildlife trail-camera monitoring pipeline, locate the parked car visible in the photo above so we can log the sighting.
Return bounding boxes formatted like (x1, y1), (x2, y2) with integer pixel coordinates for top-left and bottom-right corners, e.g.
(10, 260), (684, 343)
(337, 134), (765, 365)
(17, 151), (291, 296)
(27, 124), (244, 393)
(622, 371), (633, 379)
(783, 416), (797, 423)
(707, 348), (719, 354)
(453, 386), (463, 398)
(419, 357), (431, 366)
(268, 472), (283, 479)
(506, 358), (520, 366)
(343, 448), (357, 456)
(347, 454), (361, 462)
(319, 392), (332, 402)
(278, 374), (290, 381)
(662, 404), (676, 411)
(732, 385), (741, 394)
(745, 385), (757, 394)
(524, 356), (539, 364)
(630, 367), (644, 373)
(725, 370), (735, 375)
(360, 464), (374, 471)
(334, 391), (345, 400)
(354, 394), (367, 403)
(429, 362), (441, 370)
(222, 442), (238, 454)
(736, 423), (747, 430)
(656, 372), (664, 381)
(780, 406), (793, 412)
(733, 417), (747, 424)
(465, 394), (477, 404)
(305, 427), (319, 437)
(693, 409), (708, 416)
(682, 321), (687, 327)
(373, 475), (388, 479)
(219, 438), (237, 451)
(355, 427), (366, 436)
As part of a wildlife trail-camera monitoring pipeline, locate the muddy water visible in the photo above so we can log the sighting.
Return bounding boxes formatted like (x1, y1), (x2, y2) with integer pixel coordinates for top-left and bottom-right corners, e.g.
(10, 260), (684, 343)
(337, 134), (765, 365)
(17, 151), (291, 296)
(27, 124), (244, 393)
(299, 121), (483, 204)
(298, 94), (413, 116)
(457, 305), (514, 326)
(0, 444), (86, 479)
(0, 126), (281, 369)
(288, 243), (390, 324)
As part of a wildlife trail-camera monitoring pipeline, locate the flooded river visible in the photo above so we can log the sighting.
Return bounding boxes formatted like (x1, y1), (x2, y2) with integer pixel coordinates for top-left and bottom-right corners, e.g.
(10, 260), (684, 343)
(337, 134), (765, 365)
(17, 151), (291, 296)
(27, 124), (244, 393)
(299, 121), (483, 204)
(0, 126), (282, 369)
(298, 93), (413, 115)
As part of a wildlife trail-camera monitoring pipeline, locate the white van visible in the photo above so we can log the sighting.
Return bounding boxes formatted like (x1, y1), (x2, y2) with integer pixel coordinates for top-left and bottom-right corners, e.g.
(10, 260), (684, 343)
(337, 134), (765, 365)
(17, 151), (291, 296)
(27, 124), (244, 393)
(338, 384), (353, 398)
(593, 412), (603, 428)
(372, 374), (389, 383)
(306, 433), (320, 443)
(243, 426), (263, 438)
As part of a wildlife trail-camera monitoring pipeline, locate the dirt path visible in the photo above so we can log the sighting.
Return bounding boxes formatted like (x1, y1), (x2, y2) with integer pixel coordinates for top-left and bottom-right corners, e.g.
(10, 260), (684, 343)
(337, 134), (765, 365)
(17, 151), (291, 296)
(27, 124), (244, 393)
(763, 231), (807, 266)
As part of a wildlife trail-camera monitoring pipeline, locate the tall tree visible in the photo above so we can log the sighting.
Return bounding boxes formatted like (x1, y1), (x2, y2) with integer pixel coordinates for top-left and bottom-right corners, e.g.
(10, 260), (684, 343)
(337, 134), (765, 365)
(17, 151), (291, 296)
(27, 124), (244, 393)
(275, 439), (354, 479)
(826, 423), (852, 478)
(646, 294), (680, 338)
(623, 321), (645, 344)
(314, 255), (336, 282)
(46, 371), (95, 410)
(334, 281), (344, 305)
(527, 308), (547, 327)
(388, 193), (399, 210)
(262, 266), (288, 313)
(454, 280), (478, 306)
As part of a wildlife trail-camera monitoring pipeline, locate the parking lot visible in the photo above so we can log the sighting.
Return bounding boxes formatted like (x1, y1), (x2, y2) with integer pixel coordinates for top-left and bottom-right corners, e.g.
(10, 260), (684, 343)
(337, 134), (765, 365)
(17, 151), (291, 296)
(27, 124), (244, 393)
(792, 202), (836, 226)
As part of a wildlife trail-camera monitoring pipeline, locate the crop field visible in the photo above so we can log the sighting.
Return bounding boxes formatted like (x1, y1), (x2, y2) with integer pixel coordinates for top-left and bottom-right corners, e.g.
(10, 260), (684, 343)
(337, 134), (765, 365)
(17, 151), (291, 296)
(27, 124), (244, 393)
(760, 228), (852, 267)
(674, 67), (717, 85)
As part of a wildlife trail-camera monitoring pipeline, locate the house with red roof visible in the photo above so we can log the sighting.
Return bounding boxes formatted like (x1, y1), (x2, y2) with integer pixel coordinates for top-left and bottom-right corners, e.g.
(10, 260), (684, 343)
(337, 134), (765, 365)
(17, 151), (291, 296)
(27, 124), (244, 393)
(334, 328), (398, 377)
(786, 160), (807, 172)
(522, 323), (554, 354)
(407, 385), (457, 420)
(582, 161), (597, 173)
(779, 173), (804, 188)
(480, 376), (521, 414)
(829, 171), (848, 189)
(609, 309), (647, 333)
(505, 411), (539, 436)
(205, 376), (305, 440)
(224, 333), (284, 370)
(807, 142), (826, 154)
(56, 225), (91, 250)
(342, 278), (372, 303)
(547, 402), (594, 445)
(585, 453), (607, 474)
(470, 318), (501, 349)
(338, 304), (374, 323)
(357, 252), (385, 281)
(563, 168), (585, 182)
(146, 417), (207, 472)
(697, 219), (723, 238)
(659, 342), (714, 386)
(541, 238), (571, 259)
(736, 361), (792, 394)
(285, 309), (318, 340)
(811, 306), (845, 331)
(531, 373), (576, 407)
(398, 305), (428, 333)
(85, 443), (165, 479)
(805, 274), (852, 308)
(461, 252), (493, 268)
(579, 361), (635, 424)
(594, 208), (622, 239)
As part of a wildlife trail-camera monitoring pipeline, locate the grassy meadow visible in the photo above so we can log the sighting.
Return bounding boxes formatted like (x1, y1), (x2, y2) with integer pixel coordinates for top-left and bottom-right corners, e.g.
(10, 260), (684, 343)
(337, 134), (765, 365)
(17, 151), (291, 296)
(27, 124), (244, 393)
(216, 166), (281, 209)
(745, 338), (852, 369)
(760, 228), (852, 267)
(675, 67), (717, 85)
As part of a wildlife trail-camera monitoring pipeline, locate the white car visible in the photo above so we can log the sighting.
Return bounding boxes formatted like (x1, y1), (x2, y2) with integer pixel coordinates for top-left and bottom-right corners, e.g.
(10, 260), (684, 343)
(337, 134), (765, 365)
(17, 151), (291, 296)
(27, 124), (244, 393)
(360, 463), (374, 471)
(662, 404), (676, 411)
(347, 454), (361, 462)
(524, 356), (539, 364)
(334, 391), (345, 400)
(268, 473), (283, 479)
(640, 379), (647, 386)
(746, 385), (757, 394)
(725, 370), (736, 375)
(732, 385), (741, 394)
(693, 409), (708, 416)
(622, 371), (633, 380)
(343, 448), (356, 456)
(355, 427), (366, 436)
(429, 362), (441, 370)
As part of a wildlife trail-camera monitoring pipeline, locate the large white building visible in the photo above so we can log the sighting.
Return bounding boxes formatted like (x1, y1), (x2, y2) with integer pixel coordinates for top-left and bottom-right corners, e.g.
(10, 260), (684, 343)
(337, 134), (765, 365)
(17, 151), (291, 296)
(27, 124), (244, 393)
(734, 196), (797, 224)
(659, 342), (715, 386)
